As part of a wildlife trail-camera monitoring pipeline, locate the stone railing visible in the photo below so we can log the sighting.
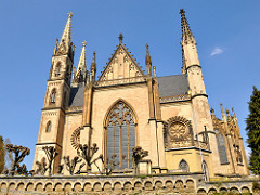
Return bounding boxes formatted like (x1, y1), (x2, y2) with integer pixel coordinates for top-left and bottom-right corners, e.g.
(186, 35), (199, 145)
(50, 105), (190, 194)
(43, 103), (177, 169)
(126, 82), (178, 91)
(166, 140), (209, 150)
(159, 94), (191, 104)
(66, 106), (83, 114)
(94, 76), (146, 88)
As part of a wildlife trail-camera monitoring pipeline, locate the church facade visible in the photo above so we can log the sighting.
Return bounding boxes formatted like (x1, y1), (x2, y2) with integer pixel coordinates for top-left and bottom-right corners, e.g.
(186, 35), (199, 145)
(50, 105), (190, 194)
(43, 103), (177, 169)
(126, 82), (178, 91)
(33, 10), (249, 178)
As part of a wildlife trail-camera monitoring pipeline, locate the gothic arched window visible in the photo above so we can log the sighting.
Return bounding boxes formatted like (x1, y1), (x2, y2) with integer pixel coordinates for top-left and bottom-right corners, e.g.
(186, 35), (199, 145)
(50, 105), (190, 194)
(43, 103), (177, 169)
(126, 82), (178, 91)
(202, 160), (209, 181)
(46, 121), (51, 132)
(215, 130), (228, 164)
(105, 101), (135, 169)
(179, 159), (188, 171)
(55, 63), (61, 77)
(50, 89), (56, 104)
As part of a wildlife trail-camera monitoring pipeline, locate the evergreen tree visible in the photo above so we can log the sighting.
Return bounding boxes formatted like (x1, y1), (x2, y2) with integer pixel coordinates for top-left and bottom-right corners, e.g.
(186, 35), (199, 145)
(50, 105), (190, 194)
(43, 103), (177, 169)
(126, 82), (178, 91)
(246, 86), (260, 174)
(0, 135), (4, 173)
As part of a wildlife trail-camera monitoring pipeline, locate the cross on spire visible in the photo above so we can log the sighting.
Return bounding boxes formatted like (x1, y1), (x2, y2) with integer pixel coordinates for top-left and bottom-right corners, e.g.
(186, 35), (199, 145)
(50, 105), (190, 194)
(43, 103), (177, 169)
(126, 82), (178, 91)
(118, 33), (123, 44)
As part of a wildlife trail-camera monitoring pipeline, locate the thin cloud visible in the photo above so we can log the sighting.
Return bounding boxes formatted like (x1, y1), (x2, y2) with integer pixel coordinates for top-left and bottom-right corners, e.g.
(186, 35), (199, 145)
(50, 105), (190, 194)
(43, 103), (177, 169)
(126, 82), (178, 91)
(210, 47), (224, 56)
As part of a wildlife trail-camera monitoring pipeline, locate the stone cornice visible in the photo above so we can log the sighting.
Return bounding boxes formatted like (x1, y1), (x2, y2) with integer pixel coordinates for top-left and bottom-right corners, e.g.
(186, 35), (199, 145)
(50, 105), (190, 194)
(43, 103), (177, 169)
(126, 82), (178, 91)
(159, 94), (191, 104)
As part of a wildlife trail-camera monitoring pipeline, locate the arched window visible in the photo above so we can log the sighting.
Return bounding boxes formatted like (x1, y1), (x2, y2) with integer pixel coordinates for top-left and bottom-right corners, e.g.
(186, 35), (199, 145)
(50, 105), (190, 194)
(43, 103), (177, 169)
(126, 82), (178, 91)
(50, 89), (56, 104)
(105, 101), (135, 169)
(179, 159), (188, 171)
(215, 130), (228, 164)
(46, 121), (51, 132)
(202, 160), (209, 181)
(55, 63), (61, 76)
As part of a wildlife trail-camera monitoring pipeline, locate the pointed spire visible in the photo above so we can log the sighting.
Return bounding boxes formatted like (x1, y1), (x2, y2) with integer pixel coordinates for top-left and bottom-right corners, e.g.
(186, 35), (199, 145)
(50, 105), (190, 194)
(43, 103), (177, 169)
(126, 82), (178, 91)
(56, 12), (73, 55)
(90, 52), (96, 82)
(220, 103), (226, 121)
(146, 43), (152, 76)
(74, 41), (87, 83)
(53, 39), (58, 55)
(180, 9), (195, 44)
(232, 107), (237, 120)
(153, 66), (157, 77)
(61, 12), (73, 45)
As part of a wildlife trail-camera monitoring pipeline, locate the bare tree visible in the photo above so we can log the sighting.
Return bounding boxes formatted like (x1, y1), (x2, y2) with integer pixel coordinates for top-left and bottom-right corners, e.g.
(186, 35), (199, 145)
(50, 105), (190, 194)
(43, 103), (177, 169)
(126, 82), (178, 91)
(5, 144), (30, 174)
(42, 146), (58, 176)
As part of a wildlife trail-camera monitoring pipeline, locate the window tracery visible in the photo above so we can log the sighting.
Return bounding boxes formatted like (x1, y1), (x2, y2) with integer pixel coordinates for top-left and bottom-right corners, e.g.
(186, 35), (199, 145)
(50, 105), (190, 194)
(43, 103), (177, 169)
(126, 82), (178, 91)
(105, 101), (135, 169)
(165, 116), (193, 148)
(215, 130), (228, 164)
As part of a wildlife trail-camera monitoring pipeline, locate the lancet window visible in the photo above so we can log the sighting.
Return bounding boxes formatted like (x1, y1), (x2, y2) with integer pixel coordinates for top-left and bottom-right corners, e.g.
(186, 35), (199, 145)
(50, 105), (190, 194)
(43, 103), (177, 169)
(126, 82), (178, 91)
(50, 89), (56, 104)
(46, 121), (51, 132)
(215, 130), (228, 164)
(55, 63), (61, 77)
(105, 101), (135, 169)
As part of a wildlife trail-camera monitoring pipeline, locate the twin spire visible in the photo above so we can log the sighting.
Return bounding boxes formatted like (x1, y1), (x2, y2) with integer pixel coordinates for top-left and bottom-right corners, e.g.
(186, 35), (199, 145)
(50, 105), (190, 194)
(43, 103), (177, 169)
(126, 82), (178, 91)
(58, 9), (193, 85)
(54, 12), (74, 55)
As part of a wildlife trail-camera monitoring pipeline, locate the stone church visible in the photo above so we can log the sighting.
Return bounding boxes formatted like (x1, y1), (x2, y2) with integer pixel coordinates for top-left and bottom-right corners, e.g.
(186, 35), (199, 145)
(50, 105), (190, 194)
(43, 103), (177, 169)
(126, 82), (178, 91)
(33, 10), (249, 178)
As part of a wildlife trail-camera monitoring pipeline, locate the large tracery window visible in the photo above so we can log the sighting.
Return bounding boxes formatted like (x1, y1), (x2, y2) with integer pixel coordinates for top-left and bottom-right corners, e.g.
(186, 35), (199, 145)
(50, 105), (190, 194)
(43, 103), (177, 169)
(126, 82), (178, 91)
(106, 101), (135, 169)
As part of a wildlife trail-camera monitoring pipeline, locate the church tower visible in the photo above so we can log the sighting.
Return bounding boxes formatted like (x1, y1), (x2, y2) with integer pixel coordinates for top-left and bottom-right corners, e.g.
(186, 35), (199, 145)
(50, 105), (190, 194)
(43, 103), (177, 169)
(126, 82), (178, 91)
(33, 13), (75, 172)
(180, 9), (222, 174)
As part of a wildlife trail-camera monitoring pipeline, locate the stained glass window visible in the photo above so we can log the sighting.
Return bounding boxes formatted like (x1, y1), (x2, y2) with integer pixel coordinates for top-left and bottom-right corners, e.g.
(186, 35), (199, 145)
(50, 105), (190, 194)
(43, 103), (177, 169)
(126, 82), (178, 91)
(215, 130), (228, 164)
(106, 102), (135, 169)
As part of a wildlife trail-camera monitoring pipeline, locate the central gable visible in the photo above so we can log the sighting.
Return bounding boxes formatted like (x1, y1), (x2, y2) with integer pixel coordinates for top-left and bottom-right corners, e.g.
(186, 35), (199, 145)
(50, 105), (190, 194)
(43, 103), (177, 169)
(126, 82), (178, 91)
(99, 43), (144, 81)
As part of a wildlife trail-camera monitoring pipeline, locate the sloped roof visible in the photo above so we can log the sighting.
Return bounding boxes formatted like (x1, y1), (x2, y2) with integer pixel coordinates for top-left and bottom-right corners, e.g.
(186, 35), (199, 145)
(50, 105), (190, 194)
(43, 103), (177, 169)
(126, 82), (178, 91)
(68, 75), (189, 107)
(158, 75), (189, 97)
(68, 86), (84, 107)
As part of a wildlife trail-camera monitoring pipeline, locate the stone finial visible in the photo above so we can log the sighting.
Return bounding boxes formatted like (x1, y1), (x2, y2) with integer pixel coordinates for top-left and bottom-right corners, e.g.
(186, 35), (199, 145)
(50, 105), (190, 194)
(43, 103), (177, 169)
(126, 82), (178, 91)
(210, 107), (214, 114)
(153, 66), (157, 77)
(232, 107), (237, 119)
(226, 108), (230, 115)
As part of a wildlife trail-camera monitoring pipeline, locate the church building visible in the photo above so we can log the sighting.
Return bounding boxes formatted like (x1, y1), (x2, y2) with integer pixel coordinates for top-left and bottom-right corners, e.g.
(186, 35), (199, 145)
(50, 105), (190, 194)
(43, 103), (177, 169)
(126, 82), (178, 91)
(33, 10), (249, 178)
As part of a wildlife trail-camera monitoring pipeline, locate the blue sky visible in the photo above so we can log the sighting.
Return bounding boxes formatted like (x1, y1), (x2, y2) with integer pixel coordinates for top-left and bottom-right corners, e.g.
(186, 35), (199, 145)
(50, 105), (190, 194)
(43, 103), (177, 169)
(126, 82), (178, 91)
(0, 1), (260, 169)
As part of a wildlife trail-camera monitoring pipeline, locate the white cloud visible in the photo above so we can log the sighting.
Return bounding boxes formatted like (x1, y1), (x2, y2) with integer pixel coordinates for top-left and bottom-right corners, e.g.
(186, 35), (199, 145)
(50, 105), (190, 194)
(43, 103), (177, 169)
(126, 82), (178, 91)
(210, 47), (224, 56)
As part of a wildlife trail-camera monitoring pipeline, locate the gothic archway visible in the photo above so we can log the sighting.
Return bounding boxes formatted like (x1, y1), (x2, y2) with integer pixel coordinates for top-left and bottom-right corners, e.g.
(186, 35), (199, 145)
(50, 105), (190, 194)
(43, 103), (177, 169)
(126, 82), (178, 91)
(104, 100), (137, 169)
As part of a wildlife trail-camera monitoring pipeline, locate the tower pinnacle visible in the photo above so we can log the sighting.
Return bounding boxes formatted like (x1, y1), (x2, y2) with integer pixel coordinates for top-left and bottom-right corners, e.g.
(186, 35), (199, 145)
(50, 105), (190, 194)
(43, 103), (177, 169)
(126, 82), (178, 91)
(90, 52), (96, 82)
(145, 43), (152, 77)
(73, 41), (87, 84)
(61, 12), (73, 44)
(180, 9), (195, 44)
(55, 12), (73, 55)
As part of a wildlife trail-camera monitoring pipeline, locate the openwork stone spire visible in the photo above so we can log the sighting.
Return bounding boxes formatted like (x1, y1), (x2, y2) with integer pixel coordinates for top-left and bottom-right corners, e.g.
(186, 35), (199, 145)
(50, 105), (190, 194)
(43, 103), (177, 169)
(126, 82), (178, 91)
(73, 41), (87, 83)
(61, 12), (73, 46)
(180, 9), (195, 44)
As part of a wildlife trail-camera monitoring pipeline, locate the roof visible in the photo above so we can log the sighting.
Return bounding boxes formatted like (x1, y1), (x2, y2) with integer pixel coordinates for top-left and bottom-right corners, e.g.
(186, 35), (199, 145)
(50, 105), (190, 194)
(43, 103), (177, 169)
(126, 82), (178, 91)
(68, 86), (84, 107)
(68, 75), (189, 107)
(158, 75), (189, 97)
